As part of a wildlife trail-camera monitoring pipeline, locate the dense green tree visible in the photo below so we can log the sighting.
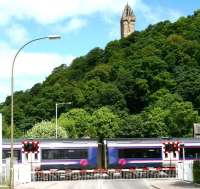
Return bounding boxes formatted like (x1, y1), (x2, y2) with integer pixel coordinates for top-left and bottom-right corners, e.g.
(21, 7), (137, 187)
(84, 64), (112, 82)
(80, 80), (126, 110)
(25, 121), (67, 139)
(119, 89), (199, 138)
(148, 89), (199, 137)
(91, 107), (121, 140)
(166, 101), (199, 136)
(142, 107), (169, 137)
(58, 107), (121, 140)
(58, 108), (93, 138)
(174, 66), (200, 109)
(1, 10), (200, 138)
(118, 114), (145, 138)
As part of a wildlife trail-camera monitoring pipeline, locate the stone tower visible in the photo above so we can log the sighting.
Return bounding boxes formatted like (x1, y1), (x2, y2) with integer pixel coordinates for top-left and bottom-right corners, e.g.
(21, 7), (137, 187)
(120, 3), (136, 38)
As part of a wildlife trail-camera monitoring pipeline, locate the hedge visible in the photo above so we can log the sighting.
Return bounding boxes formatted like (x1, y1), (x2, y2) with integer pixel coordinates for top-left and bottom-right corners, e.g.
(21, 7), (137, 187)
(193, 160), (200, 183)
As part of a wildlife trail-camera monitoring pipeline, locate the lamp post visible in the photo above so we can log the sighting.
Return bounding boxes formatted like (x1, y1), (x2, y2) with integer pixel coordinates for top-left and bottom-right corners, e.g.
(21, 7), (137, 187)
(10, 35), (61, 189)
(55, 102), (71, 139)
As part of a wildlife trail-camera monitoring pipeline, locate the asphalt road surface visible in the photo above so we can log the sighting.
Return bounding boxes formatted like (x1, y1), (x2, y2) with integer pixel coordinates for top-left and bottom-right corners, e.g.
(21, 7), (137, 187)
(16, 180), (151, 189)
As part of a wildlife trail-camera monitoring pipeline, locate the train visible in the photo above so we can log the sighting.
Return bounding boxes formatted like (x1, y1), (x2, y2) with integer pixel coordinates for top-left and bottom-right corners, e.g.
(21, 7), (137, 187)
(2, 138), (200, 171)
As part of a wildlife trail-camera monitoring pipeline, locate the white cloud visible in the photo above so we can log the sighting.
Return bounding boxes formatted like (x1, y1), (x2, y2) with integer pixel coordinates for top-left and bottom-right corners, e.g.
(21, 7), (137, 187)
(168, 10), (182, 22)
(109, 26), (120, 39)
(56, 18), (88, 33)
(103, 15), (120, 39)
(0, 43), (75, 102)
(0, 0), (131, 26)
(0, 0), (153, 27)
(100, 0), (182, 39)
(135, 0), (161, 24)
(6, 23), (29, 45)
(66, 18), (88, 32)
(135, 1), (182, 24)
(0, 83), (10, 102)
(0, 0), (182, 33)
(14, 52), (74, 77)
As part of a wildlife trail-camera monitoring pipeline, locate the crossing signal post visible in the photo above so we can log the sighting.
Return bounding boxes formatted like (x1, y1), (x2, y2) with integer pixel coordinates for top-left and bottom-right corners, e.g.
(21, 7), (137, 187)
(163, 141), (180, 154)
(164, 143), (173, 153)
(172, 141), (180, 153)
(22, 140), (39, 154)
(22, 140), (39, 172)
(163, 141), (180, 167)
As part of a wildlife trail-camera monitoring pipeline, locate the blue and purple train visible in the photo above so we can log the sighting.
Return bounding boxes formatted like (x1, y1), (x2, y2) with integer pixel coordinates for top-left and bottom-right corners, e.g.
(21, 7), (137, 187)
(2, 138), (200, 170)
(105, 138), (200, 168)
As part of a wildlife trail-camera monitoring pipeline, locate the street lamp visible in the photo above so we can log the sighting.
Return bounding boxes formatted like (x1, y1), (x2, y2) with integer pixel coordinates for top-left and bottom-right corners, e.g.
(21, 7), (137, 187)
(10, 35), (61, 188)
(55, 102), (71, 139)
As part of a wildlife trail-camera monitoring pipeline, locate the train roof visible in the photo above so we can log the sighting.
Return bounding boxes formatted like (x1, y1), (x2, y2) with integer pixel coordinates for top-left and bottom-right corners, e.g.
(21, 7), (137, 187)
(105, 137), (200, 141)
(105, 138), (200, 145)
(2, 138), (98, 145)
(3, 138), (200, 145)
(106, 138), (162, 144)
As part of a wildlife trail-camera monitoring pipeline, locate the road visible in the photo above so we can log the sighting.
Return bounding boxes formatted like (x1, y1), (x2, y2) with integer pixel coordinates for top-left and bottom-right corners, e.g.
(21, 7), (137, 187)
(16, 179), (200, 189)
(16, 180), (151, 189)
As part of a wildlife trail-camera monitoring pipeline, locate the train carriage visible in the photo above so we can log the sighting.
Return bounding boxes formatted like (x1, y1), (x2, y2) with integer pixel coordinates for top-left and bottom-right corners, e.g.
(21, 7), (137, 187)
(105, 139), (163, 168)
(105, 138), (200, 169)
(38, 139), (99, 170)
(2, 139), (22, 164)
(2, 138), (200, 171)
(179, 138), (200, 160)
(2, 139), (99, 171)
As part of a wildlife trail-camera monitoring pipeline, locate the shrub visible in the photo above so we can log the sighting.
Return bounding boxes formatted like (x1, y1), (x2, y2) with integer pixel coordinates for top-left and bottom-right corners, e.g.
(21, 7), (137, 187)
(193, 160), (200, 183)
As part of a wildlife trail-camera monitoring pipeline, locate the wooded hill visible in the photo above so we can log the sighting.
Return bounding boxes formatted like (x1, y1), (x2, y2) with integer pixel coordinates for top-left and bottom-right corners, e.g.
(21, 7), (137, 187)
(1, 10), (200, 139)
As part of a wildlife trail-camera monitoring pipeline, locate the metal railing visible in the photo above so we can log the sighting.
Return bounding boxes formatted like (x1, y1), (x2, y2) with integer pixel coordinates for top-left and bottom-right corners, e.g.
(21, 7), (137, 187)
(32, 167), (177, 181)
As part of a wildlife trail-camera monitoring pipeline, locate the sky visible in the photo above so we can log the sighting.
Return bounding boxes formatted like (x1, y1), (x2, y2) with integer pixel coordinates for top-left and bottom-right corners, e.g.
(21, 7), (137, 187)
(0, 0), (200, 103)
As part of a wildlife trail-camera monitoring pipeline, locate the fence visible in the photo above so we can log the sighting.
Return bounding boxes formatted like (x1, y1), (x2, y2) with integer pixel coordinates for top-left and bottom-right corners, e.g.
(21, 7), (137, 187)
(0, 165), (9, 185)
(0, 163), (177, 183)
(0, 162), (31, 186)
(32, 167), (177, 181)
(177, 161), (193, 182)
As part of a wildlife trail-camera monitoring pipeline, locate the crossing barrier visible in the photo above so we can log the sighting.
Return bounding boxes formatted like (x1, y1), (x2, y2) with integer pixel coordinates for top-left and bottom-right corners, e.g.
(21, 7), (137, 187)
(32, 167), (177, 181)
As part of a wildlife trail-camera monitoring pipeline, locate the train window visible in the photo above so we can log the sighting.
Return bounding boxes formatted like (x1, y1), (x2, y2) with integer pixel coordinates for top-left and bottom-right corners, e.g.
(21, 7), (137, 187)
(41, 148), (88, 160)
(35, 153), (38, 160)
(180, 147), (200, 159)
(3, 149), (21, 161)
(118, 148), (161, 159)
